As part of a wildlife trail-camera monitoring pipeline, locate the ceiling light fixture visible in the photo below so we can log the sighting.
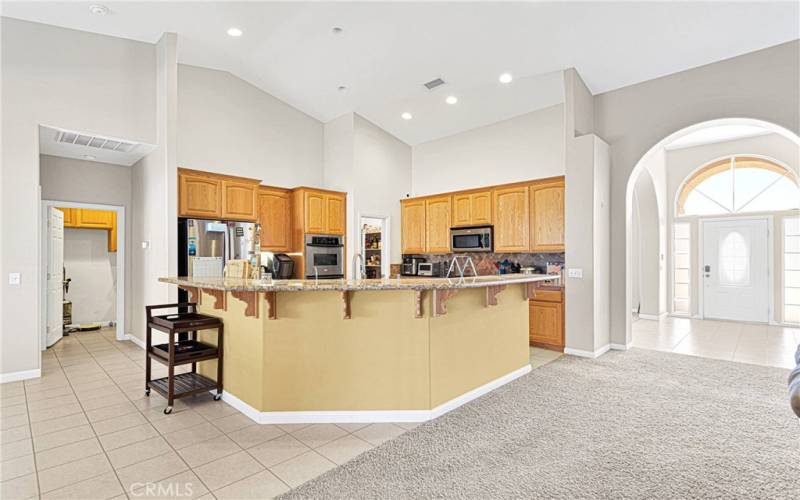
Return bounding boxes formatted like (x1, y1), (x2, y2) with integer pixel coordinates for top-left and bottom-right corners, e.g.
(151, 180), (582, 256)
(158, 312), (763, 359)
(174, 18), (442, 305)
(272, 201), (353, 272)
(499, 73), (513, 84)
(401, 112), (413, 120)
(88, 4), (109, 15)
(227, 27), (243, 37)
(331, 26), (344, 35)
(445, 96), (458, 105)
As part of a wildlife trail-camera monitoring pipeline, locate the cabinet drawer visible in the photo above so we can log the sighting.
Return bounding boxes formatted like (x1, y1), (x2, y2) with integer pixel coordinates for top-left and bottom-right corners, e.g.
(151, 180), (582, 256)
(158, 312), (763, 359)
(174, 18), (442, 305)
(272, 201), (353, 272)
(529, 288), (562, 303)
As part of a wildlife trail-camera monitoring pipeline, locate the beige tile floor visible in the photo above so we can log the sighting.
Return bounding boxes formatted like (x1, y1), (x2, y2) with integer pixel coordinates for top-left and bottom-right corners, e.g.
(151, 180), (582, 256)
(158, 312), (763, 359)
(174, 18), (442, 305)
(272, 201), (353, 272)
(632, 316), (799, 369)
(0, 328), (560, 499)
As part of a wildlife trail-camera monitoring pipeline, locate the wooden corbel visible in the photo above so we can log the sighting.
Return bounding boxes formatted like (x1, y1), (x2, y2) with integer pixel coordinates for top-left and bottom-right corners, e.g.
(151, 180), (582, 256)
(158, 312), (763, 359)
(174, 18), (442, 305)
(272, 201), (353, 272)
(433, 289), (458, 317)
(204, 288), (226, 311)
(341, 291), (351, 320)
(179, 286), (201, 305)
(264, 291), (277, 320)
(231, 291), (259, 318)
(414, 291), (424, 319)
(485, 285), (507, 307)
(523, 283), (537, 300)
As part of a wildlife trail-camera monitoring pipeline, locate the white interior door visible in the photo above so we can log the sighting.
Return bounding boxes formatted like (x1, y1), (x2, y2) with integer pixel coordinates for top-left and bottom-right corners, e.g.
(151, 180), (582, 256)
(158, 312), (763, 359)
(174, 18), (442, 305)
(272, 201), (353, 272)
(47, 207), (65, 347)
(702, 218), (769, 323)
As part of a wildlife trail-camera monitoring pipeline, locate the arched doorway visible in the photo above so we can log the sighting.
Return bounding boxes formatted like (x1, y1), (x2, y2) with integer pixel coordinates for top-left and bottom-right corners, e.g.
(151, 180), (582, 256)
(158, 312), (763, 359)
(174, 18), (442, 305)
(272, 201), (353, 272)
(625, 118), (800, 353)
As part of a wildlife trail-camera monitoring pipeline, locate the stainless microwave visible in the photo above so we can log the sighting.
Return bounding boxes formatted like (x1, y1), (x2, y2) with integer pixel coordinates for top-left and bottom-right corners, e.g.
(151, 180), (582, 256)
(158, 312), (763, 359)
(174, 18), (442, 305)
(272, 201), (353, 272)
(450, 226), (493, 252)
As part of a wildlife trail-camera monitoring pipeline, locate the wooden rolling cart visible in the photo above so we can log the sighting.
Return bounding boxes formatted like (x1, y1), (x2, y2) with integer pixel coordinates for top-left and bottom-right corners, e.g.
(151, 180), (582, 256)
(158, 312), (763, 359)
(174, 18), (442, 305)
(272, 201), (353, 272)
(145, 303), (224, 414)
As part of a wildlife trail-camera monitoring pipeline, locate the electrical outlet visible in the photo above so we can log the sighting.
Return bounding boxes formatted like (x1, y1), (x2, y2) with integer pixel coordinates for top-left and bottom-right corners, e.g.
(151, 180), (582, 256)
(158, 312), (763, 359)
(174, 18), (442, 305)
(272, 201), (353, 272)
(567, 268), (583, 279)
(8, 273), (21, 285)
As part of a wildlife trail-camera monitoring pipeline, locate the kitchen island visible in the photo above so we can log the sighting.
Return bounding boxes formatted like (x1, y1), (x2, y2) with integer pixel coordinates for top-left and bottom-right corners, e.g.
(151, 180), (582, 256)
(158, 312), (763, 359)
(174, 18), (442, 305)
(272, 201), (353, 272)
(158, 274), (559, 423)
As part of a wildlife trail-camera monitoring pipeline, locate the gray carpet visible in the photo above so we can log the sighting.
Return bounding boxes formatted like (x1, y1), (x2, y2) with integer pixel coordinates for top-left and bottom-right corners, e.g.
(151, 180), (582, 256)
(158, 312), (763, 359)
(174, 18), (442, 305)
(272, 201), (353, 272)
(280, 349), (800, 499)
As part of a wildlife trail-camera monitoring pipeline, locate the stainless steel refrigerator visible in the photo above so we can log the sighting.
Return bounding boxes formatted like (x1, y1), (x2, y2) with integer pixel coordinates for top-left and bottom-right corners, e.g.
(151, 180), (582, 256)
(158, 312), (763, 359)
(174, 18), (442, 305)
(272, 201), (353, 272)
(178, 219), (261, 280)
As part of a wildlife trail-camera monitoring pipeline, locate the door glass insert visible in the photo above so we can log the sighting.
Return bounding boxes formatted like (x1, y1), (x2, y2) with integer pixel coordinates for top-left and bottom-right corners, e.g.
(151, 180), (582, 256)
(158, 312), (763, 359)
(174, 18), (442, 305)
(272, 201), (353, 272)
(719, 231), (750, 286)
(673, 223), (691, 314)
(785, 217), (800, 324)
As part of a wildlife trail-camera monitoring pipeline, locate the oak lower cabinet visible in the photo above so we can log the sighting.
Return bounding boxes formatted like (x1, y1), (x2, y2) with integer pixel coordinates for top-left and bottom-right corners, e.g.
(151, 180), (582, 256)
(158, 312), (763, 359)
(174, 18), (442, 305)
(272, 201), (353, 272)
(529, 287), (564, 351)
(452, 190), (492, 227)
(425, 196), (452, 253)
(401, 199), (426, 254)
(258, 187), (292, 252)
(179, 170), (222, 219)
(530, 179), (565, 252)
(493, 185), (530, 252)
(221, 179), (259, 221)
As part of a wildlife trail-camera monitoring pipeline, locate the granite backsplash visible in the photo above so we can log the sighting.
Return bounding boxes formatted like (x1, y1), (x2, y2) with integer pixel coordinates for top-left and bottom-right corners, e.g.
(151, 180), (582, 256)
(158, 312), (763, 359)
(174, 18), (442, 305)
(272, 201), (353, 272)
(403, 252), (565, 276)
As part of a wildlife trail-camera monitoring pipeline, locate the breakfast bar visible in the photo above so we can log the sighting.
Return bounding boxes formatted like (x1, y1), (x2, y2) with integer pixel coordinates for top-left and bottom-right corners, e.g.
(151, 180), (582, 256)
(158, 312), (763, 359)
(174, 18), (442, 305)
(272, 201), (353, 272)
(158, 274), (558, 423)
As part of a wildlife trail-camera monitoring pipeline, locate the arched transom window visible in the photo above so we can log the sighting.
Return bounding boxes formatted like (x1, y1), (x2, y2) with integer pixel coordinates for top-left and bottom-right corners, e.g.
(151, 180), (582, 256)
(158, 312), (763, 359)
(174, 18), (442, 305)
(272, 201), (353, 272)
(677, 156), (799, 216)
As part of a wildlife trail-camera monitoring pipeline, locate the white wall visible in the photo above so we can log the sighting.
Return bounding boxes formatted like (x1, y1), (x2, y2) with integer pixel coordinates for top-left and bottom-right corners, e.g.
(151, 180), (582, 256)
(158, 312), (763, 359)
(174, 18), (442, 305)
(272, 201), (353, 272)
(177, 64), (324, 187)
(631, 169), (662, 316)
(594, 39), (800, 347)
(1, 18), (155, 378)
(411, 104), (564, 196)
(39, 154), (132, 332)
(63, 229), (117, 324)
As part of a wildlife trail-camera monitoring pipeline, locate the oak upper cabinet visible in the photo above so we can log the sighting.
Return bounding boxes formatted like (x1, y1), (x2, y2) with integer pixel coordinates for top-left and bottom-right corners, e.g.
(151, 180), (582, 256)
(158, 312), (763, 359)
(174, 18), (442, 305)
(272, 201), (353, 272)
(425, 195), (452, 253)
(59, 208), (77, 227)
(179, 170), (222, 219)
(325, 193), (346, 235)
(221, 179), (258, 221)
(108, 215), (117, 253)
(529, 287), (564, 351)
(304, 191), (326, 234)
(493, 185), (530, 252)
(258, 187), (292, 252)
(76, 209), (114, 228)
(401, 199), (426, 254)
(530, 179), (565, 252)
(451, 190), (492, 227)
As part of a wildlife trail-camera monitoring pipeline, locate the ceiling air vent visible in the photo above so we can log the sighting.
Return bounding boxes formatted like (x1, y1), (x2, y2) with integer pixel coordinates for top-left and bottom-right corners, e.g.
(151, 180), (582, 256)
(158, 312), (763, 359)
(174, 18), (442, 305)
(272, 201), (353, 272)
(423, 78), (446, 90)
(57, 130), (138, 153)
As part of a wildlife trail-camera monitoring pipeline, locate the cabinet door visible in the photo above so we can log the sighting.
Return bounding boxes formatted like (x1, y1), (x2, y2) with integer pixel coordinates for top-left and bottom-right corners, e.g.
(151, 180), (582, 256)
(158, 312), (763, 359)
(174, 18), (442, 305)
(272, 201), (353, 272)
(222, 180), (257, 221)
(451, 194), (472, 227)
(76, 209), (113, 228)
(305, 192), (326, 234)
(471, 190), (492, 225)
(529, 300), (563, 347)
(493, 186), (529, 252)
(425, 196), (451, 253)
(107, 214), (117, 253)
(58, 208), (77, 227)
(401, 199), (426, 254)
(530, 180), (565, 252)
(258, 188), (291, 251)
(179, 173), (222, 218)
(325, 194), (346, 235)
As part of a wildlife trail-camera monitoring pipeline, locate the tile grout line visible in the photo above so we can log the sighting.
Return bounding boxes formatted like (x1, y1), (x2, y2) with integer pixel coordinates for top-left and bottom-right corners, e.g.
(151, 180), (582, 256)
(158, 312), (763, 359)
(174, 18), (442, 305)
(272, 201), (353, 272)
(18, 377), (42, 498)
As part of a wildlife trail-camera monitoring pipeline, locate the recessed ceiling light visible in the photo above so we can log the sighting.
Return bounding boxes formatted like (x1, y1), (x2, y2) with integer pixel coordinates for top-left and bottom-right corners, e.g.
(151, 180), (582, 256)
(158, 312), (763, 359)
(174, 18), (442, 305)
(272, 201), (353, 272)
(88, 4), (109, 15)
(499, 73), (513, 84)
(401, 112), (413, 120)
(82, 154), (96, 161)
(445, 96), (458, 105)
(337, 85), (348, 93)
(227, 27), (243, 37)
(331, 26), (344, 35)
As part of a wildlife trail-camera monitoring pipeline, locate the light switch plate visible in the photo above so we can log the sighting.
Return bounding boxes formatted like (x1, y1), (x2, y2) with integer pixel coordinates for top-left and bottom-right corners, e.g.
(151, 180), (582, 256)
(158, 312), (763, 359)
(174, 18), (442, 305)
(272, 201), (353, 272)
(141, 241), (150, 249)
(567, 268), (583, 279)
(8, 273), (21, 285)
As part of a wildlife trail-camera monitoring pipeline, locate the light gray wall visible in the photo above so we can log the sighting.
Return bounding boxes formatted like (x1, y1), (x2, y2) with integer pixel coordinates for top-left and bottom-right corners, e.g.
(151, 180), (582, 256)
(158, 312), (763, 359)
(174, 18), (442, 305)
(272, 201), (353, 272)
(39, 154), (132, 333)
(632, 169), (661, 316)
(1, 18), (156, 377)
(411, 104), (565, 196)
(63, 229), (117, 324)
(177, 64), (324, 187)
(594, 40), (800, 346)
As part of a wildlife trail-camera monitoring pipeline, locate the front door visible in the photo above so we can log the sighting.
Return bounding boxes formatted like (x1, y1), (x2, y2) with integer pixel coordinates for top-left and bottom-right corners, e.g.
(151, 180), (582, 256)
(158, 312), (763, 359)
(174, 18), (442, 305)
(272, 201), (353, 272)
(47, 207), (65, 347)
(702, 218), (769, 323)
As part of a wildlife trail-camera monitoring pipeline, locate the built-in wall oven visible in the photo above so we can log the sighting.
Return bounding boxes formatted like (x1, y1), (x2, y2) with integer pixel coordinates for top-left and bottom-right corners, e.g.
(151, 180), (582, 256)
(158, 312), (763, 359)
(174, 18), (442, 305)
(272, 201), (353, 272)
(304, 234), (344, 279)
(450, 225), (493, 252)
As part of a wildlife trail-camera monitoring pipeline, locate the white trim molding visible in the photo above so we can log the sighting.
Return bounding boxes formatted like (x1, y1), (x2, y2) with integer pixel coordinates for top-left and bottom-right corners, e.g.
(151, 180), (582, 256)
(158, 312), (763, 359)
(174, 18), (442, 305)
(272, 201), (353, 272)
(610, 342), (633, 351)
(125, 334), (146, 349)
(215, 364), (532, 425)
(564, 344), (611, 358)
(1, 368), (41, 383)
(637, 313), (667, 321)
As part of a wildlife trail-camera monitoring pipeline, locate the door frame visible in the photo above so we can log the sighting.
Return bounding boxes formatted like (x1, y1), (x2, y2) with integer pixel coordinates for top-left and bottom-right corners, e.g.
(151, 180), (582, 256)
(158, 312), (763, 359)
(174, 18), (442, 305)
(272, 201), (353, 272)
(697, 215), (773, 324)
(357, 213), (391, 279)
(40, 200), (126, 348)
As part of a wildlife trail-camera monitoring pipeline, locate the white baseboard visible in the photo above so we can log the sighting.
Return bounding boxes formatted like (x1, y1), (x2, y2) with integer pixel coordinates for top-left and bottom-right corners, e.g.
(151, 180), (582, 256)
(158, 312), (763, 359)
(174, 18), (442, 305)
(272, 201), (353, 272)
(637, 313), (667, 321)
(564, 344), (611, 358)
(610, 342), (633, 351)
(215, 364), (533, 425)
(124, 334), (145, 349)
(1, 368), (41, 383)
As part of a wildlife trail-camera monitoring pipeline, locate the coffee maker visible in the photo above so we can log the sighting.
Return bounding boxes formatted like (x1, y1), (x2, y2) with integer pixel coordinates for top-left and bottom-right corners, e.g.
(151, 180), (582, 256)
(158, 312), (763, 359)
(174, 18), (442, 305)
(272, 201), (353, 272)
(401, 256), (426, 276)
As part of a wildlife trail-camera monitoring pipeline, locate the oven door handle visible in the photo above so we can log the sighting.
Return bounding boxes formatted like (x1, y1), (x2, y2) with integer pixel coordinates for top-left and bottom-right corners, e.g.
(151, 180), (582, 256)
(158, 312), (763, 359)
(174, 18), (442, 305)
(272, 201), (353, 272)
(306, 244), (344, 248)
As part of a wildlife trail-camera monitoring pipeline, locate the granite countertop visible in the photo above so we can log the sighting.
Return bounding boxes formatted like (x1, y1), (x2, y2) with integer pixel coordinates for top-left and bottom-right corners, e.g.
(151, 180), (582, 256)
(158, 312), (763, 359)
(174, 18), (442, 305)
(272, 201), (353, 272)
(158, 273), (561, 292)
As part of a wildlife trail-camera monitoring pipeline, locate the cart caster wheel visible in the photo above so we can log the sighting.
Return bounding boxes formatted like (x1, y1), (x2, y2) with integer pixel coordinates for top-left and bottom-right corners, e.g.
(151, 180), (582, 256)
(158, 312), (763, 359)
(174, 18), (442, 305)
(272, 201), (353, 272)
(163, 406), (173, 415)
(213, 393), (222, 401)
(145, 388), (150, 396)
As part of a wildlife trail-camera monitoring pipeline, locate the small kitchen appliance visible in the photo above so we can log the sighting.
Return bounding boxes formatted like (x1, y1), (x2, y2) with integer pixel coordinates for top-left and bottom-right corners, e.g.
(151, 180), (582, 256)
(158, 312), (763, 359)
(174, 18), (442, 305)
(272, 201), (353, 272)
(304, 234), (344, 279)
(271, 253), (295, 279)
(401, 256), (427, 276)
(450, 225), (493, 252)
